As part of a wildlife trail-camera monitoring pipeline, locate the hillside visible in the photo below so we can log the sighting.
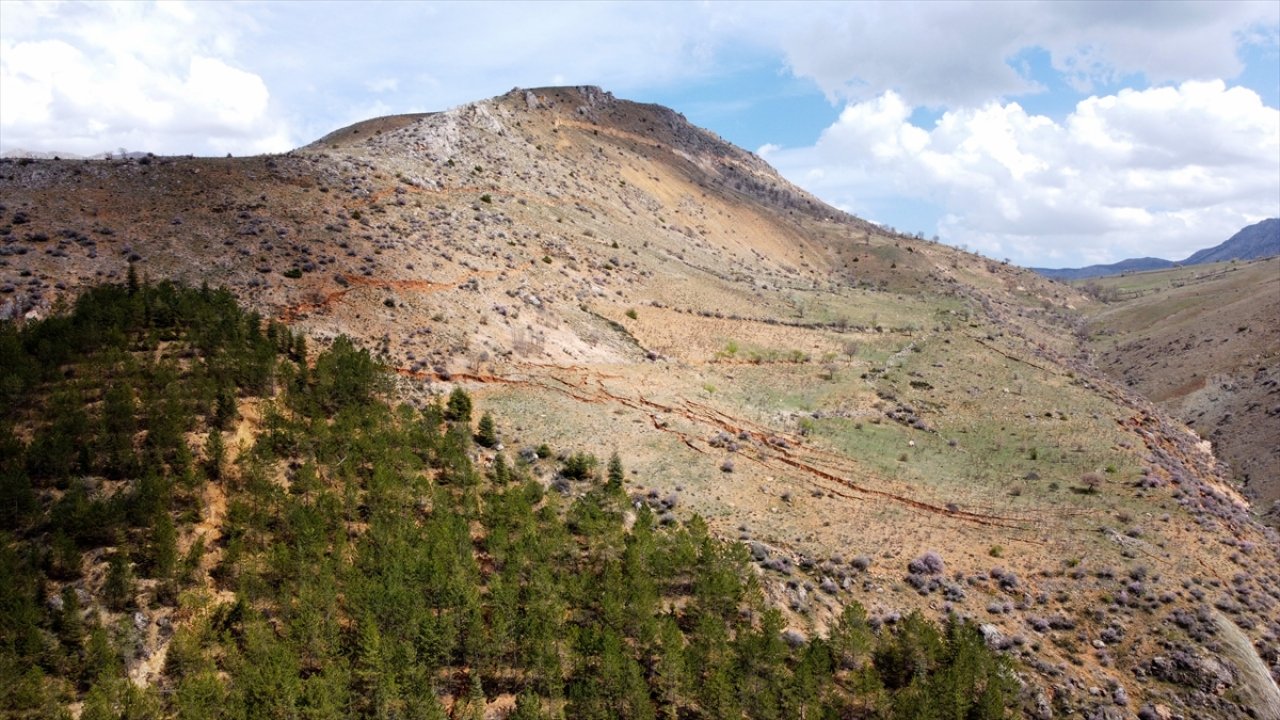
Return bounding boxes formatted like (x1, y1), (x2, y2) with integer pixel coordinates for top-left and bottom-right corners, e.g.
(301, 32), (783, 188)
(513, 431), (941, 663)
(0, 280), (1022, 718)
(1079, 258), (1280, 516)
(2, 85), (1279, 718)
(1033, 218), (1280, 280)
(1183, 218), (1280, 266)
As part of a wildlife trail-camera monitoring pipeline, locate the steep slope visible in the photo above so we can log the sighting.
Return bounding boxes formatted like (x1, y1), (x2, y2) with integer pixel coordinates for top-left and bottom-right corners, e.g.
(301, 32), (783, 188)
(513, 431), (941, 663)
(1081, 258), (1280, 515)
(2, 86), (1279, 717)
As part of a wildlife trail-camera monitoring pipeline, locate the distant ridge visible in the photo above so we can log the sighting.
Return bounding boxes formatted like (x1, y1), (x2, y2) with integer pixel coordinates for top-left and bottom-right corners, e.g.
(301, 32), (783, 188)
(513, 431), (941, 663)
(1182, 218), (1280, 265)
(1032, 217), (1279, 280)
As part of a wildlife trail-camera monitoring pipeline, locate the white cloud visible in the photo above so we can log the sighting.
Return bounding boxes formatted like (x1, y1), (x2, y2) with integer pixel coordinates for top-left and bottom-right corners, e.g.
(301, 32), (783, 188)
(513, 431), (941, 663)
(366, 78), (399, 94)
(718, 1), (1279, 107)
(764, 81), (1280, 266)
(4, 1), (1276, 158)
(0, 1), (291, 156)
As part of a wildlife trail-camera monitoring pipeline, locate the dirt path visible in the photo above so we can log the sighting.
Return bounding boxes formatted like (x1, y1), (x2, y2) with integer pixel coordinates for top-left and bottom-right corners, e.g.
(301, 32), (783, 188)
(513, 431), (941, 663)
(404, 363), (1038, 530)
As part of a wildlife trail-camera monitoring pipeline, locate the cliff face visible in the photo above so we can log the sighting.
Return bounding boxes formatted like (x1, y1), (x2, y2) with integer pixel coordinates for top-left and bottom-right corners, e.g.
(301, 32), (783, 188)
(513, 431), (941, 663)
(2, 85), (1278, 717)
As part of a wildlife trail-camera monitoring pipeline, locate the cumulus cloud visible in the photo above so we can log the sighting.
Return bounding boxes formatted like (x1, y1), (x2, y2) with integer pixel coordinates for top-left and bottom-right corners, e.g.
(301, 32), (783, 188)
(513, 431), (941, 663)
(0, 1), (291, 156)
(742, 0), (1280, 107)
(762, 81), (1280, 266)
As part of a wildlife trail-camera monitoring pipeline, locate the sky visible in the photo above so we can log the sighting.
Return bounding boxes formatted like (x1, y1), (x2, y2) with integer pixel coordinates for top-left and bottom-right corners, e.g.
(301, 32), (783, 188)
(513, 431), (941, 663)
(1, 1), (1278, 268)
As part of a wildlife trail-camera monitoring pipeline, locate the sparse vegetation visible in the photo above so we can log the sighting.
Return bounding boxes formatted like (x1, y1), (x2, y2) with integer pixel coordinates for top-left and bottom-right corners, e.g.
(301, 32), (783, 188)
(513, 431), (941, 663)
(0, 281), (1023, 719)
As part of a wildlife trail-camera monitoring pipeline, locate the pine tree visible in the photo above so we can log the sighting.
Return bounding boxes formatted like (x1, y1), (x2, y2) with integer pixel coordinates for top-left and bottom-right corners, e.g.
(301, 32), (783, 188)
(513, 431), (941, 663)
(607, 452), (624, 489)
(653, 617), (685, 720)
(50, 529), (82, 580)
(213, 387), (237, 430)
(84, 620), (120, 685)
(55, 586), (83, 651)
(103, 551), (134, 611)
(150, 511), (178, 580)
(490, 452), (509, 485)
(873, 610), (944, 690)
(455, 673), (487, 720)
(99, 382), (138, 479)
(126, 262), (140, 295)
(736, 607), (787, 719)
(830, 600), (874, 670)
(204, 430), (224, 481)
(445, 386), (472, 423)
(509, 688), (546, 720)
(475, 412), (497, 447)
(81, 681), (118, 720)
(353, 615), (402, 720)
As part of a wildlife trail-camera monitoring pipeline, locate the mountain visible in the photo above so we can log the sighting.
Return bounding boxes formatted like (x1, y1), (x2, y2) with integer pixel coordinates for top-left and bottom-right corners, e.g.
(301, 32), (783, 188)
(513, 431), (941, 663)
(2, 86), (1279, 718)
(1032, 217), (1280, 280)
(1032, 256), (1175, 281)
(1183, 218), (1280, 265)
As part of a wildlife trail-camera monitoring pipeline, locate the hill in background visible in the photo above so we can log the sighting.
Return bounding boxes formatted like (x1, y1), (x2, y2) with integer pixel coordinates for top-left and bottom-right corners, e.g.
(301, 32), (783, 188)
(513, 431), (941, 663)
(1033, 218), (1280, 281)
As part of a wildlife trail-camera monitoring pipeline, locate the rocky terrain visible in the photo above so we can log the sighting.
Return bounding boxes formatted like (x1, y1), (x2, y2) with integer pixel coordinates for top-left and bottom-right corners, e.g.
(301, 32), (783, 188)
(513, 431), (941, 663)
(2, 85), (1279, 718)
(1079, 258), (1280, 518)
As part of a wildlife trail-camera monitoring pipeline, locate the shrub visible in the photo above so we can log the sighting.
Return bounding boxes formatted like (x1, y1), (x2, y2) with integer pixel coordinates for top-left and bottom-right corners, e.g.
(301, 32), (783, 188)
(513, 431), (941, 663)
(908, 551), (945, 576)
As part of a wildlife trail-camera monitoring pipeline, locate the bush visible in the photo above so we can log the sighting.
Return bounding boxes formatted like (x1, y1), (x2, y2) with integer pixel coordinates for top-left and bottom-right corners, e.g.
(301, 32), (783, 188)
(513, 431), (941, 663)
(908, 551), (945, 576)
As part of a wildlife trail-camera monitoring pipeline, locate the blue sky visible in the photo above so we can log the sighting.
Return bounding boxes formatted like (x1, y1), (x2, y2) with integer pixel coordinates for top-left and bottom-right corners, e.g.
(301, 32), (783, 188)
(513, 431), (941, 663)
(2, 1), (1277, 268)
